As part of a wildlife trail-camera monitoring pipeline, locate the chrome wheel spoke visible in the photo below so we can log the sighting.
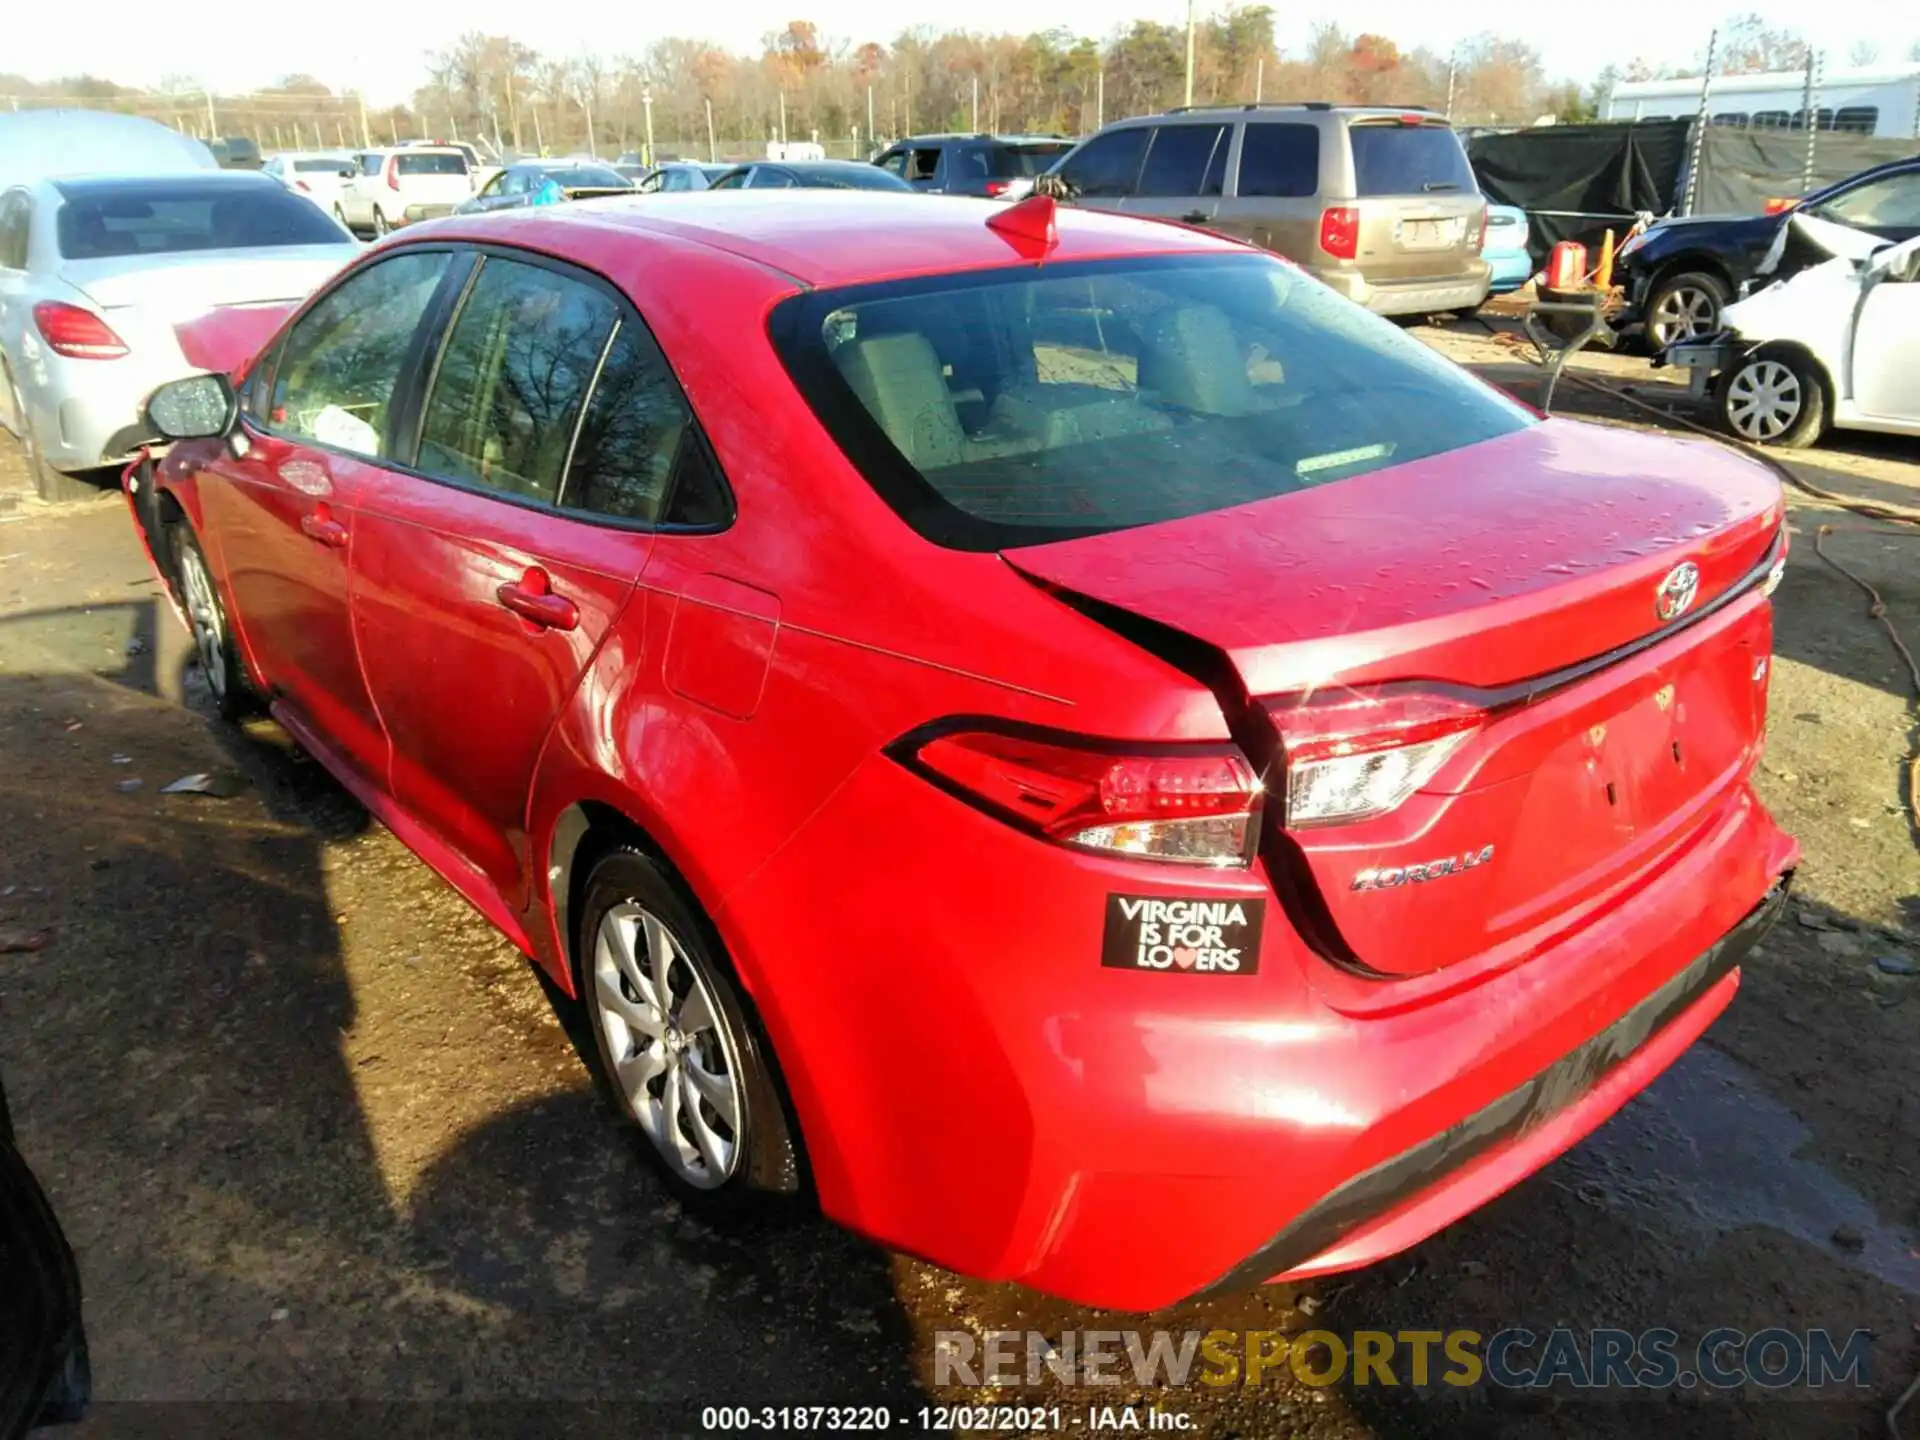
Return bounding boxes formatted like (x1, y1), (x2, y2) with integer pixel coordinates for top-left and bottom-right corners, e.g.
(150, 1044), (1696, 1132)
(599, 908), (660, 1012)
(643, 913), (678, 1015)
(676, 982), (715, 1040)
(594, 965), (662, 1039)
(681, 1066), (734, 1174)
(615, 1045), (667, 1109)
(684, 1055), (739, 1133)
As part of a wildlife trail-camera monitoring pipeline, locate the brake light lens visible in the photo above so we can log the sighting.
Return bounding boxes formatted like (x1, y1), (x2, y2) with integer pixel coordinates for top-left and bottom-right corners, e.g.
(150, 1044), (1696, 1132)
(1269, 686), (1484, 827)
(294, 179), (311, 193)
(32, 302), (129, 360)
(908, 728), (1263, 866)
(1470, 206), (1488, 252)
(384, 155), (401, 191)
(984, 180), (1012, 197)
(1319, 205), (1359, 260)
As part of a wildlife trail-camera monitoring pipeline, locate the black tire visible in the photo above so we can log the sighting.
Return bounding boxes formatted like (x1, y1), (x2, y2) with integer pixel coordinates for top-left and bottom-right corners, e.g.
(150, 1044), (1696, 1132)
(5, 363), (97, 505)
(371, 207), (391, 238)
(574, 846), (800, 1208)
(1643, 269), (1731, 349)
(1717, 348), (1828, 450)
(167, 522), (253, 722)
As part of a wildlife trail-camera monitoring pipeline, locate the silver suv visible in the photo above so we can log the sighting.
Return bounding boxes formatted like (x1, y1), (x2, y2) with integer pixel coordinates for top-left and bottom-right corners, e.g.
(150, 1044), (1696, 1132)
(1043, 103), (1491, 317)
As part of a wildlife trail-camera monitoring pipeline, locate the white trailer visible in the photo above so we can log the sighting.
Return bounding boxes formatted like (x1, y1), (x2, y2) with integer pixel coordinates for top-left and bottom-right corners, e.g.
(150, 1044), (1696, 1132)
(1605, 65), (1920, 138)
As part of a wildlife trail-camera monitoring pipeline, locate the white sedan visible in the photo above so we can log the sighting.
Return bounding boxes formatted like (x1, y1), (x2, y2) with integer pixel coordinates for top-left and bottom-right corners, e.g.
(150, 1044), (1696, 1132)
(262, 152), (360, 215)
(1668, 218), (1920, 448)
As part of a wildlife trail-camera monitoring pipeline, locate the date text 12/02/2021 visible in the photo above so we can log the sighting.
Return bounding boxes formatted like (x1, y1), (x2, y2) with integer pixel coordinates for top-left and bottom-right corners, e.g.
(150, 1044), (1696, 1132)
(699, 1405), (1192, 1431)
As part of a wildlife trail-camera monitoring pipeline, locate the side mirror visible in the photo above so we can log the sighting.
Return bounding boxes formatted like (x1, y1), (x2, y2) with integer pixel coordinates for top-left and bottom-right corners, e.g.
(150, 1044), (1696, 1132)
(145, 373), (237, 442)
(338, 167), (357, 179)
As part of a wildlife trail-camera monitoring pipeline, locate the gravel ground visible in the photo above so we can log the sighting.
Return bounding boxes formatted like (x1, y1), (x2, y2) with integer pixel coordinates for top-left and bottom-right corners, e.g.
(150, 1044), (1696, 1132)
(1, 324), (1916, 1439)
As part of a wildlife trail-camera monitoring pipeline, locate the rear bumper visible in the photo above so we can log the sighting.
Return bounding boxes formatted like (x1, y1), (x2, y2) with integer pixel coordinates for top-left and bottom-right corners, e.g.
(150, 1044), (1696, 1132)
(401, 203), (459, 224)
(1197, 874), (1787, 1299)
(720, 744), (1798, 1311)
(1313, 260), (1493, 316)
(20, 351), (184, 474)
(1485, 250), (1535, 293)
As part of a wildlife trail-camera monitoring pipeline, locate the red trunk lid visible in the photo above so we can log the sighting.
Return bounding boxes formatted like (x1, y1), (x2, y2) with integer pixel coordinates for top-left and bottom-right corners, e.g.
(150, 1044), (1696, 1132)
(1007, 419), (1784, 977)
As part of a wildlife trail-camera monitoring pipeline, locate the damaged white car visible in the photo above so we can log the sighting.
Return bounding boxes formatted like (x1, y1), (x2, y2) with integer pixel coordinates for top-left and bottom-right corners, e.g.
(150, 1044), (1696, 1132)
(1666, 214), (1920, 448)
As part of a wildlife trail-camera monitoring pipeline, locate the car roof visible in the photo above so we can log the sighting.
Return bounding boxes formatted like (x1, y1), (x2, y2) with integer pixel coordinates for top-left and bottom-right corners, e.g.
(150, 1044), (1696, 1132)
(895, 133), (1071, 144)
(413, 191), (1249, 289)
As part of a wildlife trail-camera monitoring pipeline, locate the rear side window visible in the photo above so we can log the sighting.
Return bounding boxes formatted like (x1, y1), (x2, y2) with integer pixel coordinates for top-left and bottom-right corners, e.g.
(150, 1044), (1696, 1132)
(294, 157), (350, 173)
(1057, 128), (1150, 199)
(397, 152), (468, 176)
(269, 250), (452, 458)
(564, 320), (727, 526)
(1237, 123), (1321, 198)
(1136, 125), (1228, 198)
(0, 191), (30, 270)
(1347, 123), (1476, 197)
(54, 180), (345, 259)
(772, 255), (1531, 550)
(417, 257), (615, 504)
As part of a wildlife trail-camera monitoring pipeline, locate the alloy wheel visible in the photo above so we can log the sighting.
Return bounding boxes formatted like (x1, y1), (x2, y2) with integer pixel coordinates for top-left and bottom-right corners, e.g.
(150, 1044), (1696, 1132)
(591, 901), (745, 1189)
(175, 542), (228, 702)
(372, 209), (391, 237)
(1649, 284), (1718, 345)
(1725, 359), (1802, 442)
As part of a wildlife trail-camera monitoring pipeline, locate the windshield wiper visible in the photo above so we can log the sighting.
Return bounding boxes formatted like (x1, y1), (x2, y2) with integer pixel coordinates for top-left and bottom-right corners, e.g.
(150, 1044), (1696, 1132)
(1422, 181), (1463, 192)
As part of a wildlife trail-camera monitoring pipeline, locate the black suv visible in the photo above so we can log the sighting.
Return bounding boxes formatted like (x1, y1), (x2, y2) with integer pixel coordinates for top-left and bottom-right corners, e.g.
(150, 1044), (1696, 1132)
(1617, 156), (1920, 347)
(873, 134), (1074, 198)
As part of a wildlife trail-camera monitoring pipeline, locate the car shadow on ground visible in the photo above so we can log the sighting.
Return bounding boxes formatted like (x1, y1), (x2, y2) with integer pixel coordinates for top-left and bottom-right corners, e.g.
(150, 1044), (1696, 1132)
(0, 593), (926, 1431)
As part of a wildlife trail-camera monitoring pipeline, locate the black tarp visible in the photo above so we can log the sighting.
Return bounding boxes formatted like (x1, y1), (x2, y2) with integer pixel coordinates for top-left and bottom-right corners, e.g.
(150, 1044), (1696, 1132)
(1467, 120), (1920, 262)
(1691, 127), (1920, 213)
(1468, 120), (1691, 261)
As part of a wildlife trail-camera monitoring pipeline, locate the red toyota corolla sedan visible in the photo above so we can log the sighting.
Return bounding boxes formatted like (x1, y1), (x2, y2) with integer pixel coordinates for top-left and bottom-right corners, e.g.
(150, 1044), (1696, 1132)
(124, 191), (1798, 1311)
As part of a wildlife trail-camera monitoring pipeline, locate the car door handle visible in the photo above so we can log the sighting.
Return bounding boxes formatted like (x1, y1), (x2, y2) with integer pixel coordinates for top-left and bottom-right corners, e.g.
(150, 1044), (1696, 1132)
(497, 567), (579, 632)
(299, 507), (348, 548)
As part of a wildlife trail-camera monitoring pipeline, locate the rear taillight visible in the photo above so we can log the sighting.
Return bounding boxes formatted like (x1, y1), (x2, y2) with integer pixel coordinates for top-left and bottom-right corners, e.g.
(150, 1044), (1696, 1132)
(384, 156), (401, 191)
(1270, 686), (1484, 827)
(294, 179), (311, 193)
(1318, 205), (1359, 260)
(32, 302), (129, 360)
(904, 726), (1263, 866)
(1470, 206), (1488, 252)
(984, 180), (1013, 197)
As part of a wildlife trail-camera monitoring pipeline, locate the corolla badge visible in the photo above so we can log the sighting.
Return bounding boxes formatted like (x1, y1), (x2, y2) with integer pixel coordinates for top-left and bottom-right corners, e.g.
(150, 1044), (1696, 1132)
(1655, 562), (1701, 622)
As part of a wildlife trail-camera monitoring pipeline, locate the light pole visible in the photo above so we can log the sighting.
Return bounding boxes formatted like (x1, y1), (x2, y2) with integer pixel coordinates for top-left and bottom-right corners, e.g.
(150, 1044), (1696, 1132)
(1184, 0), (1196, 107)
(643, 88), (655, 168)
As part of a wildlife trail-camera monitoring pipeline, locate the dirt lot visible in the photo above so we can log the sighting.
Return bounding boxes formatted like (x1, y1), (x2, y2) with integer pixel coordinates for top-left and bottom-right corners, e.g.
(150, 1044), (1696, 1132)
(1, 326), (1917, 1439)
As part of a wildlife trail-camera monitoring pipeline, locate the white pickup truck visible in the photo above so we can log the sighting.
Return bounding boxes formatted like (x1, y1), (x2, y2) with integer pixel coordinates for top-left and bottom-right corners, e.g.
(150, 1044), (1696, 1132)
(336, 146), (473, 238)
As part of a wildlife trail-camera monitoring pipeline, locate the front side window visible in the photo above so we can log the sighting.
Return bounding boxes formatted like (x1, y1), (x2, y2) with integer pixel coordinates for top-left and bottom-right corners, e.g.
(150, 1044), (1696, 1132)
(416, 257), (618, 504)
(1136, 125), (1228, 198)
(772, 255), (1532, 550)
(907, 148), (940, 182)
(708, 170), (748, 190)
(748, 168), (797, 190)
(269, 250), (452, 458)
(1057, 128), (1150, 199)
(877, 150), (909, 177)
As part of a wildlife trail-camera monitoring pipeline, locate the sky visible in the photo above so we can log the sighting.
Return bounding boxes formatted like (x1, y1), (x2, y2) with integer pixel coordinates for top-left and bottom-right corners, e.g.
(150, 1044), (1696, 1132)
(7, 0), (1916, 107)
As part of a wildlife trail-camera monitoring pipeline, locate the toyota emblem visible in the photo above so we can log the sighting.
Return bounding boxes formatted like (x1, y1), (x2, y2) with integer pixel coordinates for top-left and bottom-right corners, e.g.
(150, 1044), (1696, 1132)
(1655, 562), (1701, 622)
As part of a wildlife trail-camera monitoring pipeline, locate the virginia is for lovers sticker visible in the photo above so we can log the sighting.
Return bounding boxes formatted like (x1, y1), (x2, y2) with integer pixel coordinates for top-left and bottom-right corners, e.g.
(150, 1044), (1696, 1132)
(1101, 894), (1265, 975)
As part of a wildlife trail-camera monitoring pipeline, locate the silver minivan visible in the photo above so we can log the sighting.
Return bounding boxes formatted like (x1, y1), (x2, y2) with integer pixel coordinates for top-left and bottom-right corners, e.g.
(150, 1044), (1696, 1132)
(1044, 103), (1491, 317)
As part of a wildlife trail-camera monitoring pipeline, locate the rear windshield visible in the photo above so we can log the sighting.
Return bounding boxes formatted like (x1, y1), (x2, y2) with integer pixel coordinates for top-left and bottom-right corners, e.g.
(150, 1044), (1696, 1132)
(985, 143), (1073, 177)
(772, 254), (1531, 550)
(1348, 123), (1477, 197)
(396, 152), (468, 176)
(56, 181), (346, 259)
(294, 157), (351, 172)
